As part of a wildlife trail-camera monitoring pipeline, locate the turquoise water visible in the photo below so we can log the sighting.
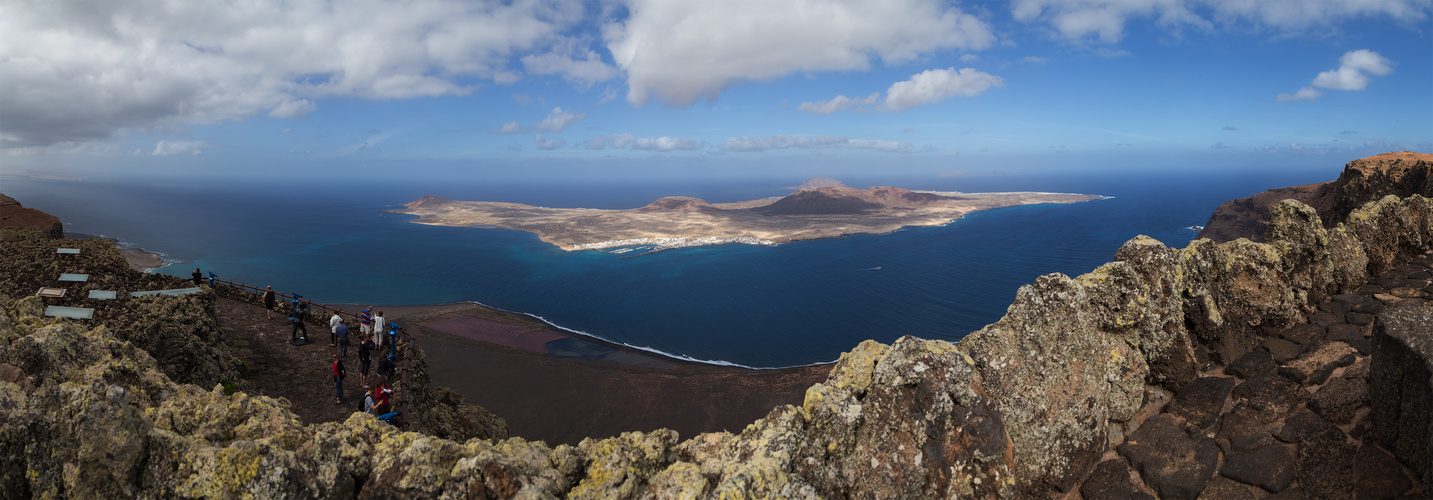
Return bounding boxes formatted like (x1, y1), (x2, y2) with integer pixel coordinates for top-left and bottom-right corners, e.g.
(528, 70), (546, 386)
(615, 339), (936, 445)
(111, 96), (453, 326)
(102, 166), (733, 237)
(4, 168), (1331, 367)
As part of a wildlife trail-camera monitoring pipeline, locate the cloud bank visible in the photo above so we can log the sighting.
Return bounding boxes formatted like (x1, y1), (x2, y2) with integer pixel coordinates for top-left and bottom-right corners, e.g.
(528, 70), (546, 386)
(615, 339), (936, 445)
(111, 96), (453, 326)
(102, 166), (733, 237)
(606, 0), (994, 106)
(1012, 0), (1428, 43)
(0, 0), (615, 148)
(722, 135), (912, 153)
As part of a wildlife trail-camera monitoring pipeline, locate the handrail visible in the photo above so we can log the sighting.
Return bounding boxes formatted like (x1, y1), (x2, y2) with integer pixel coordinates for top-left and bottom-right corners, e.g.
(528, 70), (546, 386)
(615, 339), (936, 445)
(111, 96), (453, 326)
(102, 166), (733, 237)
(206, 275), (412, 432)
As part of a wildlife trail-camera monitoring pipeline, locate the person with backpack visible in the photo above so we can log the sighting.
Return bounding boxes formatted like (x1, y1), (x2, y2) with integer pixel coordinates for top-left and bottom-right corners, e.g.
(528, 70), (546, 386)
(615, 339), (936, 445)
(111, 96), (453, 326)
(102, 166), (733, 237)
(361, 388), (376, 414)
(332, 353), (346, 405)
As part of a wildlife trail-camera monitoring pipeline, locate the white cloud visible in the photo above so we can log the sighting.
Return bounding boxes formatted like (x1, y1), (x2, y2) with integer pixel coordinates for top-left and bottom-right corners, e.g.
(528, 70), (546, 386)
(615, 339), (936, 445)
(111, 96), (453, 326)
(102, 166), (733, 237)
(1018, 56), (1050, 64)
(1279, 49), (1393, 101)
(796, 93), (880, 114)
(0, 0), (608, 149)
(606, 0), (995, 107)
(722, 135), (912, 153)
(534, 134), (566, 150)
(1311, 49), (1394, 91)
(281, 128), (293, 134)
(521, 43), (619, 89)
(959, 54), (981, 62)
(597, 85), (619, 105)
(608, 133), (635, 149)
(268, 99), (317, 119)
(584, 136), (607, 150)
(1012, 0), (1427, 43)
(883, 68), (1005, 112)
(151, 140), (217, 156)
(533, 107), (586, 133)
(498, 122), (525, 134)
(632, 137), (704, 151)
(1276, 86), (1324, 102)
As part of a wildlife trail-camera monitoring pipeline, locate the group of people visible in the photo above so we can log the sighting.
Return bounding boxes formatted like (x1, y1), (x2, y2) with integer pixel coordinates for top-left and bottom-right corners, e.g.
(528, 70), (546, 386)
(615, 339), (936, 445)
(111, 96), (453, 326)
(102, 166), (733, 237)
(258, 287), (401, 422)
(328, 306), (400, 422)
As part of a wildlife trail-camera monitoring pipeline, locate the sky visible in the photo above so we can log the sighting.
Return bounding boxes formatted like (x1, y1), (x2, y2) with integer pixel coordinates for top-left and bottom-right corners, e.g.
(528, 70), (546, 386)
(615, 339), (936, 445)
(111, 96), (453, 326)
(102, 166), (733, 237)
(2, 0), (1431, 182)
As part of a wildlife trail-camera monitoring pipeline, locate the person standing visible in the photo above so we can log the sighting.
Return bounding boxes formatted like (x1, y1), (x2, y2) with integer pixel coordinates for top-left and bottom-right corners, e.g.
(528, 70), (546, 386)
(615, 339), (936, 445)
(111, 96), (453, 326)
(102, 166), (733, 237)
(373, 376), (392, 415)
(335, 318), (351, 358)
(359, 307), (374, 339)
(358, 333), (374, 388)
(329, 310), (342, 347)
(192, 268), (203, 287)
(372, 310), (386, 348)
(262, 285), (276, 320)
(332, 353), (346, 405)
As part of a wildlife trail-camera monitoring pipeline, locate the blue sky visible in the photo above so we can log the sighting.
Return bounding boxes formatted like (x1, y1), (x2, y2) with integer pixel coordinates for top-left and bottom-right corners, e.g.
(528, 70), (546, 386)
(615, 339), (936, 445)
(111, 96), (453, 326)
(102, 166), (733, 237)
(2, 0), (1430, 182)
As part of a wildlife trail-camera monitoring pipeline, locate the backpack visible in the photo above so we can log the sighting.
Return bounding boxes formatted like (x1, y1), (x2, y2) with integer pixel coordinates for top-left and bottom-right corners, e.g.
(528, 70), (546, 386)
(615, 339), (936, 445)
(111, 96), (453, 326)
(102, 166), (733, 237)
(359, 393), (374, 413)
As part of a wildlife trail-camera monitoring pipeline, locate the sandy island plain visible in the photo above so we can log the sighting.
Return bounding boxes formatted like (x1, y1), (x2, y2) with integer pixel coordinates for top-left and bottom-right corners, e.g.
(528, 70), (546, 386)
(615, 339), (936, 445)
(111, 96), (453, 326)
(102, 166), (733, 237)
(388, 185), (1103, 253)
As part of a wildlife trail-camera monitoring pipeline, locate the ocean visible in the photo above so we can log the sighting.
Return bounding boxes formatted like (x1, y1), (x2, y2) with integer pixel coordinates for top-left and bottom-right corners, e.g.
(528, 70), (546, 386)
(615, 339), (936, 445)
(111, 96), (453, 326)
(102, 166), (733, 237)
(3, 166), (1335, 368)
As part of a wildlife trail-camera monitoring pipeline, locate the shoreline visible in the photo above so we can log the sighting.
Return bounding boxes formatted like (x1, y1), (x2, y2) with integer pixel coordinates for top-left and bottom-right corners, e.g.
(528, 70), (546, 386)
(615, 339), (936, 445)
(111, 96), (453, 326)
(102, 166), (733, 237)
(64, 231), (170, 272)
(334, 300), (833, 370)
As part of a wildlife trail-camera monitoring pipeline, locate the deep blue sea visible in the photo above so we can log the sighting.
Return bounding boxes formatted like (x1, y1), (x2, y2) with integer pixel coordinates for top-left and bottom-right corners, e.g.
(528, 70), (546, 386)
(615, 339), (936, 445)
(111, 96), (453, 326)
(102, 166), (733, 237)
(3, 167), (1334, 367)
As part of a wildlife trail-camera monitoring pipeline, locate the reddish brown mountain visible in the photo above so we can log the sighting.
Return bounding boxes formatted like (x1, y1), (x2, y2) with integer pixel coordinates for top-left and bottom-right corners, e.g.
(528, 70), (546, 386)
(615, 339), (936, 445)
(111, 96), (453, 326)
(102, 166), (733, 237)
(637, 196), (719, 212)
(0, 193), (63, 238)
(1198, 151), (1432, 242)
(756, 186), (950, 215)
(404, 195), (453, 209)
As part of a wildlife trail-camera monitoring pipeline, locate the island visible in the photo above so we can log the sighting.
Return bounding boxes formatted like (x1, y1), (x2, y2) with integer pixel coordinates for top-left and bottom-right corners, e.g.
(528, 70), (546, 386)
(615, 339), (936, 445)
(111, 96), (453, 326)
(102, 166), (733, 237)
(388, 185), (1103, 253)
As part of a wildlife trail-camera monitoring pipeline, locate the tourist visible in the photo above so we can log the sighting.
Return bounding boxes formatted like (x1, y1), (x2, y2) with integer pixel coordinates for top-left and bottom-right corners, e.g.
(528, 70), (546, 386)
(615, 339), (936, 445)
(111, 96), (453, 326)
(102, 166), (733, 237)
(335, 318), (350, 357)
(358, 331), (374, 388)
(362, 388), (376, 415)
(329, 310), (342, 346)
(377, 352), (396, 379)
(291, 301), (308, 341)
(372, 310), (386, 349)
(262, 285), (276, 320)
(191, 268), (203, 286)
(373, 376), (392, 415)
(332, 353), (346, 405)
(359, 307), (374, 339)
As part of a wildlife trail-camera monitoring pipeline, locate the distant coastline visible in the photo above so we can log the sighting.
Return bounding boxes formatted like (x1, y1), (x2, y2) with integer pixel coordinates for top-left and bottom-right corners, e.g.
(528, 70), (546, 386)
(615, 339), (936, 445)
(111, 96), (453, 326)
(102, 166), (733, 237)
(389, 184), (1103, 253)
(64, 231), (169, 272)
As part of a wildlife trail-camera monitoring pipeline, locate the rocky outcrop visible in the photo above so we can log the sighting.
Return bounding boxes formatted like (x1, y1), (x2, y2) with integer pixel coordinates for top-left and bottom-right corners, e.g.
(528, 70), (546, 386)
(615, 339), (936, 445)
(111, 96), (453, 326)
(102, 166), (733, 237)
(1199, 151), (1431, 243)
(5, 155), (1433, 497)
(0, 193), (63, 238)
(1334, 151), (1433, 222)
(1197, 182), (1334, 243)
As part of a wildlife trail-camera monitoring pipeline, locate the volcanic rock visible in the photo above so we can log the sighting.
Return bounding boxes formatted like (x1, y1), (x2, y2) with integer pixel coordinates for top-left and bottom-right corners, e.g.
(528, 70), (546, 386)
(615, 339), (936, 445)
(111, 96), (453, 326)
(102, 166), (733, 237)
(1117, 413), (1220, 500)
(0, 193), (63, 238)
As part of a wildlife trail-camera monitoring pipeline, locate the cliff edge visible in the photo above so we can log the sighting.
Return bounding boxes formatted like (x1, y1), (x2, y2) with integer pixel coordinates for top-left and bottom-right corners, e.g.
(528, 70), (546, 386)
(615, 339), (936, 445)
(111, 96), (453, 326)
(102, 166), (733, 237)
(1199, 151), (1431, 242)
(4, 154), (1433, 497)
(0, 193), (63, 239)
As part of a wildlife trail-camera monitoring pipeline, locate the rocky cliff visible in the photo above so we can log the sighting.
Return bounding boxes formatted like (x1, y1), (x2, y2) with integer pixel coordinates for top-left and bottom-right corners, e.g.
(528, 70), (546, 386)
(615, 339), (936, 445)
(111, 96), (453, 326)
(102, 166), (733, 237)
(1199, 151), (1430, 242)
(0, 194), (63, 239)
(3, 154), (1433, 497)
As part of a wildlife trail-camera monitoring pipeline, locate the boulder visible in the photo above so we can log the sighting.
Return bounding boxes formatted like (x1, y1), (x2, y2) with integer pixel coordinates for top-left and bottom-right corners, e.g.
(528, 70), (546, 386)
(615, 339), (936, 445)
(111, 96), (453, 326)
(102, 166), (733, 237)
(1215, 413), (1275, 453)
(1278, 341), (1356, 385)
(1231, 373), (1306, 424)
(1220, 443), (1295, 492)
(1306, 376), (1367, 424)
(1117, 414), (1219, 500)
(1225, 349), (1274, 379)
(1295, 427), (1357, 499)
(1356, 443), (1413, 499)
(1369, 302), (1433, 488)
(1164, 376), (1236, 430)
(1197, 475), (1267, 500)
(1080, 459), (1154, 500)
(1275, 409), (1336, 443)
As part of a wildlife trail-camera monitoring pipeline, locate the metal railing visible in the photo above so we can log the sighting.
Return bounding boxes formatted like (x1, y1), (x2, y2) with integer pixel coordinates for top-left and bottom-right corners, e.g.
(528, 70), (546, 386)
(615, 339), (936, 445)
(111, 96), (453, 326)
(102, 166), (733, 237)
(207, 274), (412, 432)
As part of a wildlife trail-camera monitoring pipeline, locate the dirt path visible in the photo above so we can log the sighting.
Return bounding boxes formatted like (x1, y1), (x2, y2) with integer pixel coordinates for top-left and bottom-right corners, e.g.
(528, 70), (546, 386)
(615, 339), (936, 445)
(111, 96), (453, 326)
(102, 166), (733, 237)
(217, 297), (373, 425)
